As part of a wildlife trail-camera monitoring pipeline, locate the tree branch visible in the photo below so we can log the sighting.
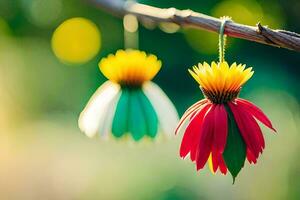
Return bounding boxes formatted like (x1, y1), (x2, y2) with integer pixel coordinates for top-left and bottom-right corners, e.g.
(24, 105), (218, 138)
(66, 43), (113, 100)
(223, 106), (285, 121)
(90, 0), (300, 52)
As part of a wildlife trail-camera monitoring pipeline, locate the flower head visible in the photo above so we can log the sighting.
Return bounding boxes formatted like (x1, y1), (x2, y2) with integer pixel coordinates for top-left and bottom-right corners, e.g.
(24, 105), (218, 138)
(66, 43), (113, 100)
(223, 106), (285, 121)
(189, 61), (253, 103)
(176, 61), (275, 182)
(99, 49), (161, 86)
(79, 49), (178, 141)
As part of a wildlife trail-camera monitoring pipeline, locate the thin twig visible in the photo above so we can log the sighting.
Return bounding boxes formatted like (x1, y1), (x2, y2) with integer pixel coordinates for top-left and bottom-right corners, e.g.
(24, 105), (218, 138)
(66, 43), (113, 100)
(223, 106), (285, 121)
(90, 0), (300, 52)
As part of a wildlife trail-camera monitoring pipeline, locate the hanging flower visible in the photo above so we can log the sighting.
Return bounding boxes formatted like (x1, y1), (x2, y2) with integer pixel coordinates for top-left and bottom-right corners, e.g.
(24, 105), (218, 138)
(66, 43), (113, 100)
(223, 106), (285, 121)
(176, 61), (276, 181)
(79, 49), (178, 141)
(176, 17), (276, 182)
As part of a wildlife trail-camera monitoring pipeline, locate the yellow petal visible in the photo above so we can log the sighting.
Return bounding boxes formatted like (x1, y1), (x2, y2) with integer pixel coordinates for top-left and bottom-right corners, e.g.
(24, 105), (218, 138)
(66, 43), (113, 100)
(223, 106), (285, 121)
(189, 61), (253, 93)
(99, 49), (161, 85)
(208, 153), (215, 174)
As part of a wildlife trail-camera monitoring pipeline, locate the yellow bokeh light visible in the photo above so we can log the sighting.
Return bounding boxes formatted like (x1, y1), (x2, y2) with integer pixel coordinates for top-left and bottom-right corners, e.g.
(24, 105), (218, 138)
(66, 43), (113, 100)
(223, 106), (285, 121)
(51, 17), (101, 64)
(183, 28), (219, 55)
(212, 0), (263, 25)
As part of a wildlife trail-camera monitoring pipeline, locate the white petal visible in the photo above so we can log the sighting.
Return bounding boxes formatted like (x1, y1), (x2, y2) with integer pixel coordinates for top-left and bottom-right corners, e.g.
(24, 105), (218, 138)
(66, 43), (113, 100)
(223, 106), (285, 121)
(142, 82), (179, 136)
(78, 81), (120, 138)
(99, 91), (121, 139)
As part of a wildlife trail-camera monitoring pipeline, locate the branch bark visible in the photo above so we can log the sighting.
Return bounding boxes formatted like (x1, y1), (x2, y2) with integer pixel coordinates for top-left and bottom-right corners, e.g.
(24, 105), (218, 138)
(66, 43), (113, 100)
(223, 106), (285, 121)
(90, 0), (300, 52)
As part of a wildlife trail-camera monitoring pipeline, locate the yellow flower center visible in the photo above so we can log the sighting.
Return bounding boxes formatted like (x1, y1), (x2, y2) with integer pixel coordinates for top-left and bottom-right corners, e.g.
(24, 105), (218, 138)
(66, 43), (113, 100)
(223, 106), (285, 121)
(99, 49), (161, 87)
(189, 61), (254, 103)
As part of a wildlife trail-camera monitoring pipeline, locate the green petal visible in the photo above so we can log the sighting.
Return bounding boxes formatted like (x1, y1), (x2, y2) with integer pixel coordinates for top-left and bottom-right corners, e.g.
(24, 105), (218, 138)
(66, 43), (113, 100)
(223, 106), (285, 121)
(223, 104), (246, 183)
(138, 90), (158, 138)
(112, 89), (130, 138)
(128, 89), (147, 141)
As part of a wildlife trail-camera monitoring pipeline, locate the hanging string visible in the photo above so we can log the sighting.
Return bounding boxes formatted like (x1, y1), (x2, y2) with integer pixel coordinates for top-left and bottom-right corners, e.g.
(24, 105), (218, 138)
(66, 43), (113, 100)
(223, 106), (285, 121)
(219, 16), (231, 63)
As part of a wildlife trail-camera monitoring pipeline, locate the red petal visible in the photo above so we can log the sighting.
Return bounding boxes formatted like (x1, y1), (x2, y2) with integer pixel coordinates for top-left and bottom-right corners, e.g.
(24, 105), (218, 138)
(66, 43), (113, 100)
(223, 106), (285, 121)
(236, 98), (276, 132)
(246, 149), (257, 164)
(249, 113), (265, 150)
(196, 105), (216, 170)
(179, 103), (211, 158)
(175, 99), (208, 135)
(238, 105), (265, 151)
(185, 99), (208, 114)
(210, 104), (228, 174)
(211, 151), (219, 172)
(228, 102), (261, 159)
(190, 107), (200, 119)
(212, 104), (228, 154)
(189, 104), (212, 161)
(219, 156), (228, 174)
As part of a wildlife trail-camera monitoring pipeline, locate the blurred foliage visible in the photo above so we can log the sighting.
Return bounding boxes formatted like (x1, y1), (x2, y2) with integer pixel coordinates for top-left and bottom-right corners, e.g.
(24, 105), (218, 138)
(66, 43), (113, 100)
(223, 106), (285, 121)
(0, 0), (300, 199)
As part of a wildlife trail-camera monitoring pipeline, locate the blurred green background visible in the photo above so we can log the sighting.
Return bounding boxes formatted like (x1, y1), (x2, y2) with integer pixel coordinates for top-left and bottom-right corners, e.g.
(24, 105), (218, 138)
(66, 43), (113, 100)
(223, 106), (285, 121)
(1, 0), (300, 199)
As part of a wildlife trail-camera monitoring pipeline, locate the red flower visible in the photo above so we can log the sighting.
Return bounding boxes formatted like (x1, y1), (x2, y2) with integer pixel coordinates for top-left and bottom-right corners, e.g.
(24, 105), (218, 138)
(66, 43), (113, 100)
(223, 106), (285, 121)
(176, 61), (276, 181)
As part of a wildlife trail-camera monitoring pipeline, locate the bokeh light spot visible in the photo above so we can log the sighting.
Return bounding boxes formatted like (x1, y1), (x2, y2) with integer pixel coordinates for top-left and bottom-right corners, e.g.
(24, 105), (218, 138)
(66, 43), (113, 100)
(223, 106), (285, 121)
(159, 22), (180, 34)
(212, 0), (284, 28)
(183, 28), (219, 55)
(123, 14), (138, 33)
(212, 0), (263, 25)
(29, 0), (63, 28)
(51, 17), (101, 64)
